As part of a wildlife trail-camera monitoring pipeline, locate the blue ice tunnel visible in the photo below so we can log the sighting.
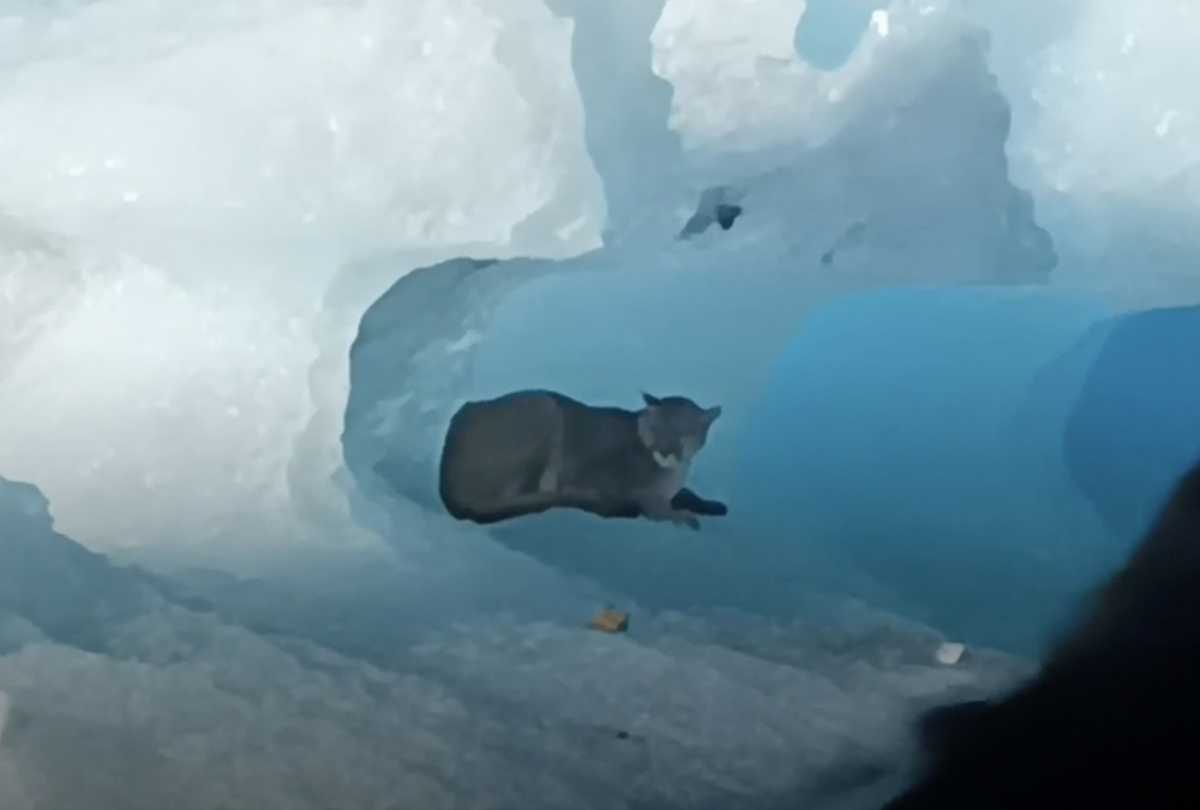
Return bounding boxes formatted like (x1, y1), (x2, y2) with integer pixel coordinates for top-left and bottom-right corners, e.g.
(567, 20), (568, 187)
(342, 245), (1200, 659)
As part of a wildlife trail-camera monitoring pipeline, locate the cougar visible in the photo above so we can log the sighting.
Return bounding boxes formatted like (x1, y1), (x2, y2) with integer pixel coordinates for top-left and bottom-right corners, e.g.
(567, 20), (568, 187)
(438, 390), (726, 530)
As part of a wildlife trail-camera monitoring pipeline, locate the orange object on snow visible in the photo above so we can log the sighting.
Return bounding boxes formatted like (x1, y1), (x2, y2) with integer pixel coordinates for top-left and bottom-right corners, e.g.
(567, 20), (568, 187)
(589, 608), (629, 634)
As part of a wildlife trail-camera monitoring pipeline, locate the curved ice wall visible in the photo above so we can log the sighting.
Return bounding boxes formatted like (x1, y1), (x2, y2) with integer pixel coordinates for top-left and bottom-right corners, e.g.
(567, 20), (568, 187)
(342, 1), (1076, 652)
(343, 0), (1200, 655)
(2, 2), (1200, 806)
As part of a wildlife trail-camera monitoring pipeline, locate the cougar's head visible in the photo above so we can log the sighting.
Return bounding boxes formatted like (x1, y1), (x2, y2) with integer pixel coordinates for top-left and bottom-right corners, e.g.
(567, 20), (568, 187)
(637, 392), (722, 469)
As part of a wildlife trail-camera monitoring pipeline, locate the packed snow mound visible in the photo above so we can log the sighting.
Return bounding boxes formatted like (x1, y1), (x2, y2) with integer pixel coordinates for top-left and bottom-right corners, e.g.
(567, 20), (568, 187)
(0, 216), (83, 382)
(0, 252), (338, 563)
(650, 0), (1056, 283)
(0, 0), (602, 565)
(0, 598), (1029, 810)
(0, 0), (601, 256)
(960, 0), (1200, 290)
(655, 0), (985, 156)
(1016, 2), (1200, 214)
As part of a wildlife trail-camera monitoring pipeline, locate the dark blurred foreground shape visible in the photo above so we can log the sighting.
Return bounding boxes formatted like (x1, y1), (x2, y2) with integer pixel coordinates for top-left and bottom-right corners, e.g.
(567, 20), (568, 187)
(883, 459), (1200, 809)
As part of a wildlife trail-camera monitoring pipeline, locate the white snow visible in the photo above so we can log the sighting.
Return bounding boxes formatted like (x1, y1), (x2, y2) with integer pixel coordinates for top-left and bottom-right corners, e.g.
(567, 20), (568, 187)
(0, 0), (600, 563)
(935, 642), (966, 666)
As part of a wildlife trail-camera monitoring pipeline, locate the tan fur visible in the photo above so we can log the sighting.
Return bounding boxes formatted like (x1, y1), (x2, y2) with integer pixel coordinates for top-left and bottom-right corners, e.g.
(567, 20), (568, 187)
(439, 389), (721, 528)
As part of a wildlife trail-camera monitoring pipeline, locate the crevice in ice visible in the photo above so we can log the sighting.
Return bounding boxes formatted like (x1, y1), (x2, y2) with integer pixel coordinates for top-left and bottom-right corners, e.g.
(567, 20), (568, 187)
(679, 186), (745, 239)
(819, 220), (868, 267)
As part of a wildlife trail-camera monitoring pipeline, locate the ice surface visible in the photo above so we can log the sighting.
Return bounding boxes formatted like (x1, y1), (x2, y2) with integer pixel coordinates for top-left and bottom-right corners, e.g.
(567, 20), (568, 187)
(0, 477), (1030, 809)
(0, 607), (1025, 810)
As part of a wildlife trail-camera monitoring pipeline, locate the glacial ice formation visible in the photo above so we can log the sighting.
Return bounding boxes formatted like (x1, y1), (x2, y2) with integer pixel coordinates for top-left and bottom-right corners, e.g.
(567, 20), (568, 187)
(737, 287), (1118, 652)
(793, 0), (890, 70)
(341, 0), (1063, 657)
(0, 475), (164, 653)
(344, 0), (1057, 517)
(0, 0), (600, 566)
(2, 0), (1200, 807)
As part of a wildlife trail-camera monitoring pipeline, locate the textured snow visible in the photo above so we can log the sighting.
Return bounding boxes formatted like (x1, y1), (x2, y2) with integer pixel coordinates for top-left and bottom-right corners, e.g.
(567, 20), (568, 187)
(0, 0), (600, 253)
(0, 605), (1028, 810)
(961, 0), (1200, 295)
(0, 0), (599, 564)
(0, 475), (1030, 810)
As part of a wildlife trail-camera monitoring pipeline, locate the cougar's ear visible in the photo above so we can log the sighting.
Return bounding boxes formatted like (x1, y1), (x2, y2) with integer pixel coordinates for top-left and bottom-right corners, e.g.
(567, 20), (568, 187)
(705, 405), (722, 423)
(642, 392), (662, 407)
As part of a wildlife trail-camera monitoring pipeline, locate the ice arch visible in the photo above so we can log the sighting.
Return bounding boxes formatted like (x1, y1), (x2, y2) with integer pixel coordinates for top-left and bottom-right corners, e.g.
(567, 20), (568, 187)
(342, 3), (1059, 652)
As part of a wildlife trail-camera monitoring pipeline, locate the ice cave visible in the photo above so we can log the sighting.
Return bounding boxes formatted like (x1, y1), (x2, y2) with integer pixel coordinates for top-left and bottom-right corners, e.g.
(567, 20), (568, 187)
(1, 0), (1199, 807)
